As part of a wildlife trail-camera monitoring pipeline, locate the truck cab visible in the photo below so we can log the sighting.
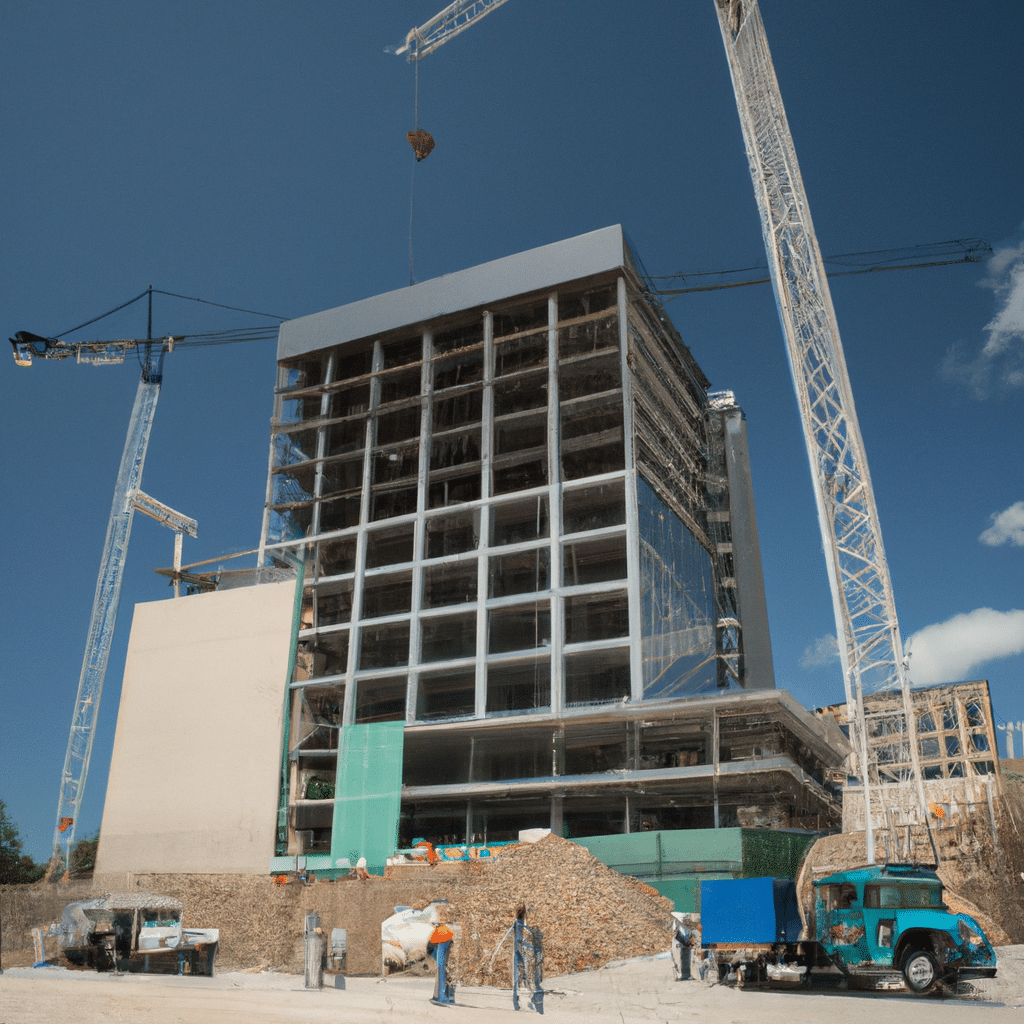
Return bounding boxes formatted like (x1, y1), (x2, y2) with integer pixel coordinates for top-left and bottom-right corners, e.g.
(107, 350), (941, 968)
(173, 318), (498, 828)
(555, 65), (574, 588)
(812, 864), (996, 994)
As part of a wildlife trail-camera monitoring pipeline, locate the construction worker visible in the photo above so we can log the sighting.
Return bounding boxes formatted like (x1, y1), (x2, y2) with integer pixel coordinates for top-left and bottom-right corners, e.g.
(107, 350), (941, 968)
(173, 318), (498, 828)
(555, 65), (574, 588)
(428, 924), (455, 1005)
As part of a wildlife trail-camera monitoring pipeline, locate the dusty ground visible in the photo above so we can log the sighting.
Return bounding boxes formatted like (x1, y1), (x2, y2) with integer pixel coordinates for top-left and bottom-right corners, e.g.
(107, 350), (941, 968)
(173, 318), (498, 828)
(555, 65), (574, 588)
(2, 947), (1022, 1024)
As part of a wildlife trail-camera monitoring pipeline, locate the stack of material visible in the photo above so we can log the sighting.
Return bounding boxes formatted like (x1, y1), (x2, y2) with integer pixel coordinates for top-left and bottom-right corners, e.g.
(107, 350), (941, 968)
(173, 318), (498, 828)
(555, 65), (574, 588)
(440, 834), (674, 986)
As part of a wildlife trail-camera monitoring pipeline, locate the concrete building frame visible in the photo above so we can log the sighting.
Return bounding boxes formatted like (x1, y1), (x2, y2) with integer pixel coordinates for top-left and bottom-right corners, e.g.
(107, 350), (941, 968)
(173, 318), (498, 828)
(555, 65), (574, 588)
(257, 226), (842, 856)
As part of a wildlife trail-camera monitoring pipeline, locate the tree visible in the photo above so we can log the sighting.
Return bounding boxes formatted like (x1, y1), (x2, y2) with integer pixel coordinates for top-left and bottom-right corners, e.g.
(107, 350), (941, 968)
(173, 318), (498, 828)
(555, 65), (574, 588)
(0, 800), (45, 884)
(68, 831), (99, 878)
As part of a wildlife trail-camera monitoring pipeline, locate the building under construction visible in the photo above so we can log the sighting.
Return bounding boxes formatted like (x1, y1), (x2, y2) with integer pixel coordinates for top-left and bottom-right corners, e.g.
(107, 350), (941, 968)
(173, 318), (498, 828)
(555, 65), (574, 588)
(260, 226), (844, 855)
(95, 226), (846, 880)
(821, 679), (1004, 835)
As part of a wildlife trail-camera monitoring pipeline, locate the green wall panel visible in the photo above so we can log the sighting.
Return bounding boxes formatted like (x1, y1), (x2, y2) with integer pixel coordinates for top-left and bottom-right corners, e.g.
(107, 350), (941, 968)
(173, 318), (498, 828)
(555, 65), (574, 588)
(574, 828), (822, 912)
(331, 721), (404, 874)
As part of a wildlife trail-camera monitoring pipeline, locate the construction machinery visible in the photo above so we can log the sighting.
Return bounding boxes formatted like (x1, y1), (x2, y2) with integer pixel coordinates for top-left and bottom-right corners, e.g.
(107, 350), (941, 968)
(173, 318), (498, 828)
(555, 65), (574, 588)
(48, 892), (218, 975)
(699, 869), (996, 994)
(11, 306), (197, 874)
(394, 0), (511, 60)
(391, 5), (949, 863)
(712, 0), (931, 861)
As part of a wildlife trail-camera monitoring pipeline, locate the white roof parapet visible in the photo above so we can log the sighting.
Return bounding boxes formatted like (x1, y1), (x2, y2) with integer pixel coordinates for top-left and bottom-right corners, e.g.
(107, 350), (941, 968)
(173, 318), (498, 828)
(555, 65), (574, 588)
(278, 225), (630, 361)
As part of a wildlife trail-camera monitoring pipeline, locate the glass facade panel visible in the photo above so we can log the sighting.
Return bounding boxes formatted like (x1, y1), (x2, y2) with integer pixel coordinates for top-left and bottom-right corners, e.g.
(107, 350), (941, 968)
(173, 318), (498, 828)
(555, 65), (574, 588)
(637, 478), (717, 698)
(423, 559), (477, 608)
(354, 676), (407, 723)
(417, 669), (476, 721)
(563, 535), (627, 586)
(489, 601), (551, 654)
(359, 622), (410, 669)
(487, 657), (550, 715)
(422, 611), (477, 662)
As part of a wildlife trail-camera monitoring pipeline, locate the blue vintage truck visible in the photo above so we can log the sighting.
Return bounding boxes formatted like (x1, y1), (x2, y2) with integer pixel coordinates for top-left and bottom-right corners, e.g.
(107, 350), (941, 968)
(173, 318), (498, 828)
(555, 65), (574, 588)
(699, 865), (997, 995)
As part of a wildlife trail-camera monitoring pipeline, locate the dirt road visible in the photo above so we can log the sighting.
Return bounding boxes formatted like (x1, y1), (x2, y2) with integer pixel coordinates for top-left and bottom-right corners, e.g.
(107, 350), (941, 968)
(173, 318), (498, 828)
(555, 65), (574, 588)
(2, 950), (1022, 1024)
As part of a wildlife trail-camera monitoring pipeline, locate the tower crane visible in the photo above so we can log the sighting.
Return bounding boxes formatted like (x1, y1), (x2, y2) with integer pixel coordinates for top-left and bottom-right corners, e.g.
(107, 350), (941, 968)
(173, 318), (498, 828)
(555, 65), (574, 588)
(11, 307), (197, 874)
(394, 0), (511, 60)
(712, 0), (929, 862)
(394, 0), (953, 860)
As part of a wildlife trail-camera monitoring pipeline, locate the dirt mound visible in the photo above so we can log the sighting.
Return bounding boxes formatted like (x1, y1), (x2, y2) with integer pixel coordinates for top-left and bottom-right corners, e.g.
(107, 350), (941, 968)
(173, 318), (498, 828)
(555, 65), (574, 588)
(439, 834), (674, 986)
(3, 839), (674, 979)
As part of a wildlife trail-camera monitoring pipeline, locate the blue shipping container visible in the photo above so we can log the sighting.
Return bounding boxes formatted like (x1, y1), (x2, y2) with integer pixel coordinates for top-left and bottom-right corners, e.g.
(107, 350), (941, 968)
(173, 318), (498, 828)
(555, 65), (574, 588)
(700, 877), (802, 944)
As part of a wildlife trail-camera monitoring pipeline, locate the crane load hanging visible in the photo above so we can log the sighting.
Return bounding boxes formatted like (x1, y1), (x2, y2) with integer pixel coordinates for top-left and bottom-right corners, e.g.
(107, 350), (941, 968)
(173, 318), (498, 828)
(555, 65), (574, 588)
(406, 129), (435, 162)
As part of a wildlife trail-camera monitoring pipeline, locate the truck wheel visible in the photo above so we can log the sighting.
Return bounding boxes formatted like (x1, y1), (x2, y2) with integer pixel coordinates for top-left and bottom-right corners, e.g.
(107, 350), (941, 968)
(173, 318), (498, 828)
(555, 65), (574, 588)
(903, 950), (939, 995)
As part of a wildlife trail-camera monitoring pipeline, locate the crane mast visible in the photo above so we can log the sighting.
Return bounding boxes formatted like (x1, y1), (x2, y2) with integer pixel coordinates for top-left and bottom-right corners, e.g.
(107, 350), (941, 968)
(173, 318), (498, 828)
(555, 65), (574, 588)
(712, 0), (927, 860)
(12, 328), (196, 873)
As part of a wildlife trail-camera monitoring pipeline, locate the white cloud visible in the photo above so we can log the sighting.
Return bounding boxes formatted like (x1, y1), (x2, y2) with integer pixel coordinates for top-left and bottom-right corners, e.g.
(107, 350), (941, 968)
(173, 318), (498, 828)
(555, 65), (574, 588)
(943, 239), (1024, 396)
(980, 501), (1024, 547)
(906, 607), (1024, 685)
(801, 634), (839, 669)
(980, 243), (1024, 356)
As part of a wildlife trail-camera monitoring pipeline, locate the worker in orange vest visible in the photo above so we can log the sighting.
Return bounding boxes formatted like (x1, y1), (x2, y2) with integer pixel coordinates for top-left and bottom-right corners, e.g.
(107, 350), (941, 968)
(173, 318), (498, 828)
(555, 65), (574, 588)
(428, 924), (455, 1005)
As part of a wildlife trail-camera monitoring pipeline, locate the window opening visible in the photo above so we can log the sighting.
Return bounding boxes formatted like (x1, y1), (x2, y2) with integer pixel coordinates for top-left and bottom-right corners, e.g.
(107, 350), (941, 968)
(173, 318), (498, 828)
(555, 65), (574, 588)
(421, 611), (477, 662)
(491, 496), (549, 546)
(366, 524), (415, 568)
(565, 591), (629, 644)
(426, 508), (479, 557)
(489, 601), (551, 655)
(354, 676), (407, 723)
(486, 657), (551, 715)
(423, 559), (478, 608)
(318, 537), (356, 577)
(359, 622), (410, 670)
(362, 572), (412, 619)
(417, 669), (476, 721)
(565, 647), (630, 705)
(563, 535), (627, 586)
(562, 481), (626, 534)
(490, 548), (550, 598)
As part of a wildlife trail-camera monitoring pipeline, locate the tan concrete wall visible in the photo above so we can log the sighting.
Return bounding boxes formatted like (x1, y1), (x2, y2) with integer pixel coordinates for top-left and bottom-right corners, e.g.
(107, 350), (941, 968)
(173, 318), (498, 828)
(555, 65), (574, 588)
(95, 580), (298, 876)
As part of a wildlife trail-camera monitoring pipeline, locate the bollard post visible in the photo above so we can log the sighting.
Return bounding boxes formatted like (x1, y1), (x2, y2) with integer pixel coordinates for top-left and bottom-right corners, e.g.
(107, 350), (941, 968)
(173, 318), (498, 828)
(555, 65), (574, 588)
(304, 912), (325, 990)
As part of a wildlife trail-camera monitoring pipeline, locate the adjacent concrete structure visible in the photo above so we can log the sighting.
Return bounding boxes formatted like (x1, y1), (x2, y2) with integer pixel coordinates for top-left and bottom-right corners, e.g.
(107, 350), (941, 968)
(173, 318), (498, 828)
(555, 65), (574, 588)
(95, 579), (299, 876)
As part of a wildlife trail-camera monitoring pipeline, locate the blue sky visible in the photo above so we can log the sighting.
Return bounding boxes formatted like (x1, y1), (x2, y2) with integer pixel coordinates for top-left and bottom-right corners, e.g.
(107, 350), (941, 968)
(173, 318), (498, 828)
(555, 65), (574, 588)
(2, 1), (1022, 861)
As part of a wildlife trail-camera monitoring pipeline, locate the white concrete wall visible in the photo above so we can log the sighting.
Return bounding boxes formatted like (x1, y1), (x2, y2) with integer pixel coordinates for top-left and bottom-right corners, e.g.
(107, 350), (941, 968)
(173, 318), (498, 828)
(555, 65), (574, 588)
(95, 580), (297, 875)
